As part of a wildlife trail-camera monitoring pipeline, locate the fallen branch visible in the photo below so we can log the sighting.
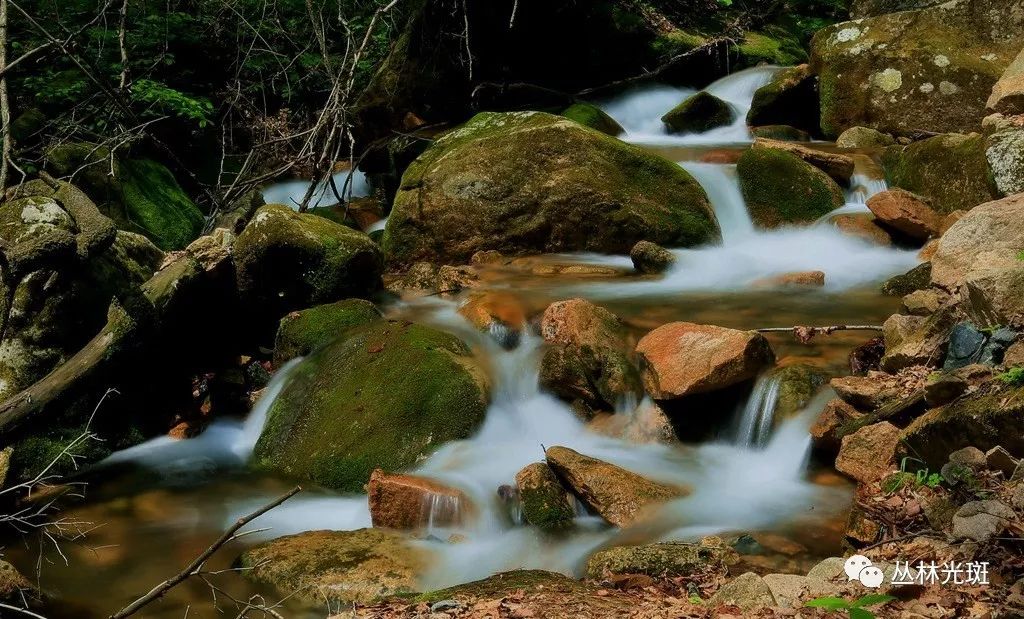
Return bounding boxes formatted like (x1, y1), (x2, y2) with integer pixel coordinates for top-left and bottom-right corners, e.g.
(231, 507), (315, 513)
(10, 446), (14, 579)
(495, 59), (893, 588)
(756, 324), (884, 344)
(109, 485), (302, 619)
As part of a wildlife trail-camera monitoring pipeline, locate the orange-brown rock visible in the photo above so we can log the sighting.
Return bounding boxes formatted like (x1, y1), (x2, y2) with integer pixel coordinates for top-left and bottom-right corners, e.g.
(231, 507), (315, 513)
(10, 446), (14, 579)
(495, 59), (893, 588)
(458, 291), (527, 331)
(835, 422), (901, 483)
(809, 398), (862, 455)
(939, 210), (966, 235)
(752, 271), (825, 288)
(832, 214), (893, 246)
(829, 373), (900, 411)
(752, 138), (855, 183)
(367, 470), (472, 530)
(635, 322), (775, 399)
(866, 189), (940, 241)
(545, 446), (685, 527)
(541, 298), (629, 350)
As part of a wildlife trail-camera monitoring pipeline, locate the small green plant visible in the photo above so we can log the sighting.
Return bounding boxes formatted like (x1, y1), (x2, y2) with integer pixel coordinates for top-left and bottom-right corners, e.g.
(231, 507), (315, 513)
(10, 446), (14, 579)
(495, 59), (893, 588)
(998, 366), (1024, 386)
(806, 594), (896, 619)
(883, 457), (944, 493)
(1016, 250), (1024, 261)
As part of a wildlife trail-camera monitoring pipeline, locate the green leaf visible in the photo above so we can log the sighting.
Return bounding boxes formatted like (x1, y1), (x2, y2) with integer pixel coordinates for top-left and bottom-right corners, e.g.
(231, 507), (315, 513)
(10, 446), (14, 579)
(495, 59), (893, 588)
(849, 608), (876, 619)
(805, 596), (850, 610)
(852, 594), (897, 608)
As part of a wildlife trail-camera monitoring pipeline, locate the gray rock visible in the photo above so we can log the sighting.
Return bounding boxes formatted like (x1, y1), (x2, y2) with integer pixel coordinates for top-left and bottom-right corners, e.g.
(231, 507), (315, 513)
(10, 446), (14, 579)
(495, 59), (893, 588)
(949, 446), (987, 469)
(986, 446), (1019, 477)
(630, 240), (676, 274)
(952, 500), (1015, 542)
(1011, 483), (1024, 510)
(711, 572), (775, 611)
(944, 323), (988, 369)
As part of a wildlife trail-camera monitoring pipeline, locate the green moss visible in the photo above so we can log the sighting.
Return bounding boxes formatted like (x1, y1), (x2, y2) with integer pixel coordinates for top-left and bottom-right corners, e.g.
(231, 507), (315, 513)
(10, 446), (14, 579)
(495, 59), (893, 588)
(662, 91), (733, 134)
(253, 320), (488, 491)
(585, 542), (729, 579)
(773, 364), (829, 420)
(115, 159), (204, 250)
(881, 262), (932, 296)
(273, 299), (382, 365)
(881, 134), (999, 214)
(517, 462), (575, 531)
(561, 102), (624, 136)
(651, 29), (709, 59)
(737, 30), (807, 66)
(736, 147), (844, 227)
(384, 112), (718, 266)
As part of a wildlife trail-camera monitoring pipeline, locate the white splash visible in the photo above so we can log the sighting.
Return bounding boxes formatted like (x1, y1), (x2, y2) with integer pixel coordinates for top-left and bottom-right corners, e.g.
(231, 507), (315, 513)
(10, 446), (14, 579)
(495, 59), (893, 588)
(261, 169), (370, 210)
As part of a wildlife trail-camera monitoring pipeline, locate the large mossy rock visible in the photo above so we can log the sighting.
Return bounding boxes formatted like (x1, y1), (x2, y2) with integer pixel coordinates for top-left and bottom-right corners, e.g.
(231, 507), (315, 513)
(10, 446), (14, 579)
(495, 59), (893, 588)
(253, 320), (489, 491)
(901, 384), (1024, 469)
(561, 102), (623, 136)
(383, 112), (718, 266)
(810, 0), (1024, 138)
(662, 91), (733, 134)
(586, 541), (734, 579)
(238, 529), (428, 605)
(736, 148), (844, 228)
(747, 65), (820, 136)
(235, 204), (383, 330)
(881, 134), (999, 214)
(273, 299), (382, 365)
(0, 184), (161, 402)
(46, 143), (204, 250)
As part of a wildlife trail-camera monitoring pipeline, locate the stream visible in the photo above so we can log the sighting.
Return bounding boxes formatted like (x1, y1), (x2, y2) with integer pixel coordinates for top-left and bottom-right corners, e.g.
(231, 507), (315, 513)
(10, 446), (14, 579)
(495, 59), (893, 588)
(6, 67), (920, 618)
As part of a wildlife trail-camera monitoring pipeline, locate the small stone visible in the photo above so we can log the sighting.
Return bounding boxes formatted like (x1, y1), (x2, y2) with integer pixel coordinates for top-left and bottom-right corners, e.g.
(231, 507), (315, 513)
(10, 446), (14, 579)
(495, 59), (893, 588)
(924, 373), (967, 407)
(662, 91), (734, 134)
(985, 446), (1018, 476)
(948, 446), (987, 470)
(630, 240), (676, 274)
(952, 500), (1015, 542)
(711, 572), (775, 611)
(430, 600), (461, 612)
(922, 495), (957, 532)
(835, 422), (901, 483)
(867, 189), (940, 242)
(752, 271), (825, 288)
(836, 126), (896, 150)
(436, 265), (479, 293)
(763, 573), (838, 609)
(1003, 340), (1024, 367)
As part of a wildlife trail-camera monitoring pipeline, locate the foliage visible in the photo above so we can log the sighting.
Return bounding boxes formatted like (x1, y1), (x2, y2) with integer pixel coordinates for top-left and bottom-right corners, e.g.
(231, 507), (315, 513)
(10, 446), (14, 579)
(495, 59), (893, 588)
(997, 366), (1024, 385)
(131, 80), (213, 128)
(883, 457), (944, 494)
(806, 594), (897, 619)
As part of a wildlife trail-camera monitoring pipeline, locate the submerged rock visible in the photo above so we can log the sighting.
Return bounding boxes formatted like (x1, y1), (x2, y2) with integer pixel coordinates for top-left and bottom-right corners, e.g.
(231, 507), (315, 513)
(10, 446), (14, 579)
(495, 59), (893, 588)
(585, 541), (734, 579)
(867, 189), (940, 241)
(636, 322), (775, 399)
(383, 112), (718, 266)
(747, 65), (820, 136)
(561, 102), (623, 136)
(881, 133), (1000, 214)
(545, 446), (685, 527)
(662, 91), (734, 134)
(273, 299), (382, 365)
(253, 321), (489, 491)
(752, 270), (825, 288)
(515, 462), (575, 531)
(368, 469), (472, 530)
(831, 213), (893, 246)
(931, 193), (1024, 322)
(630, 240), (676, 274)
(737, 147), (845, 228)
(235, 204), (383, 330)
(238, 529), (427, 604)
(811, 1), (1023, 137)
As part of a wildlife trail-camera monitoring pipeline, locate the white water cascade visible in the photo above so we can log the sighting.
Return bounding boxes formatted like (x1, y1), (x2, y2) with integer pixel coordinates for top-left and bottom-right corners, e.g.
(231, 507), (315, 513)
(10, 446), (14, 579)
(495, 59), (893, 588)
(261, 168), (370, 210)
(600, 66), (781, 144)
(732, 374), (783, 448)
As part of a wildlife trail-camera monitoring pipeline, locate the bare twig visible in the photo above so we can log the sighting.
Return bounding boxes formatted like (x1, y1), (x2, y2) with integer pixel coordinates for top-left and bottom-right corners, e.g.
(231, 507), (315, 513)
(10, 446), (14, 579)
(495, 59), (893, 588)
(756, 324), (884, 343)
(109, 486), (302, 619)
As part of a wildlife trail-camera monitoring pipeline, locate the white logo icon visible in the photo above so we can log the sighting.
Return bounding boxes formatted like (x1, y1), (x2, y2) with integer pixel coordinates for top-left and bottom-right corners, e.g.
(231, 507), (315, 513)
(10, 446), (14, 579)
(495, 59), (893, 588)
(844, 555), (883, 588)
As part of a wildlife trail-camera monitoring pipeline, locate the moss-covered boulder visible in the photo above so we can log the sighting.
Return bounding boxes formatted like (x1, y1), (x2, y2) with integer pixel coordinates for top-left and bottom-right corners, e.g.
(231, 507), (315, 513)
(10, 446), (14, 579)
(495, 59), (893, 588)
(0, 185), (162, 402)
(881, 262), (932, 297)
(851, 0), (944, 17)
(585, 541), (734, 579)
(662, 91), (734, 134)
(238, 529), (428, 605)
(810, 1), (1023, 138)
(881, 134), (1000, 214)
(773, 364), (829, 421)
(46, 143), (204, 250)
(383, 112), (718, 266)
(272, 299), (382, 366)
(515, 462), (575, 531)
(836, 126), (896, 150)
(561, 102), (623, 136)
(253, 320), (489, 491)
(751, 125), (811, 142)
(736, 147), (844, 228)
(747, 65), (820, 136)
(901, 384), (1024, 469)
(235, 204), (383, 330)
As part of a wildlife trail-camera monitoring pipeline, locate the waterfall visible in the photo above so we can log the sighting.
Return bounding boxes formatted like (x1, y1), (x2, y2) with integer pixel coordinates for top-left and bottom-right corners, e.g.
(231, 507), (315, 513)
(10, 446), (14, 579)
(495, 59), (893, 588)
(599, 66), (781, 144)
(261, 168), (370, 210)
(680, 162), (754, 243)
(732, 374), (782, 448)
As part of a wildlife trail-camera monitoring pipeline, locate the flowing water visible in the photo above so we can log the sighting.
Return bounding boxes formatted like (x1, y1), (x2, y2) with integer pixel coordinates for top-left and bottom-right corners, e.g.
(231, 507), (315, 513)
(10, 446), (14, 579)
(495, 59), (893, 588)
(5, 68), (921, 618)
(261, 168), (370, 210)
